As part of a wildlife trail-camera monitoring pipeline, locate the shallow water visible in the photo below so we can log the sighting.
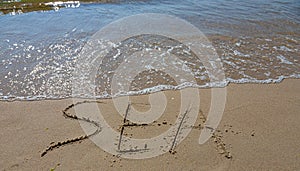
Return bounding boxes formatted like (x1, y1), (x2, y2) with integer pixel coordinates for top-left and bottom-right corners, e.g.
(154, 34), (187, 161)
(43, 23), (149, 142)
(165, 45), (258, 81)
(0, 0), (299, 100)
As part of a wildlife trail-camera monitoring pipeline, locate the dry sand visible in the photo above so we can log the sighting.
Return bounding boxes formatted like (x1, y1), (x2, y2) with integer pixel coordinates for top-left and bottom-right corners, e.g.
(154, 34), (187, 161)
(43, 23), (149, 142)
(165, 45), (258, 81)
(0, 79), (300, 171)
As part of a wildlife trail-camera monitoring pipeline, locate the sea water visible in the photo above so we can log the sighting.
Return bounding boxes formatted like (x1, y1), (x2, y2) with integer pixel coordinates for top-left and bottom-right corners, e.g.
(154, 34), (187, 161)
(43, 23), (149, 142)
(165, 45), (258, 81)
(0, 0), (299, 100)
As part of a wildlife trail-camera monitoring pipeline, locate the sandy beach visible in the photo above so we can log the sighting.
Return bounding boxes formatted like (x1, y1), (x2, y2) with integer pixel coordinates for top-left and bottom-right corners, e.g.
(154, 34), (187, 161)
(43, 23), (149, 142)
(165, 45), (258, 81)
(0, 78), (299, 170)
(1, 0), (299, 170)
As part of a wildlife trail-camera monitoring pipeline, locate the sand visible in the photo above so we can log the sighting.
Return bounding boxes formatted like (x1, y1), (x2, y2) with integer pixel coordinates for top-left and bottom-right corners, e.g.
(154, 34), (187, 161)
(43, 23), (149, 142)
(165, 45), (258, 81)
(0, 79), (300, 170)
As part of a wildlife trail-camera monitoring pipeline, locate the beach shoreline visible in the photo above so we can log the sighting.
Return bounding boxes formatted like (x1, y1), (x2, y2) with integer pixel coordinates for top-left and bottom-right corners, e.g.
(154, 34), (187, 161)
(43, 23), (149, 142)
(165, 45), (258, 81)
(1, 78), (299, 170)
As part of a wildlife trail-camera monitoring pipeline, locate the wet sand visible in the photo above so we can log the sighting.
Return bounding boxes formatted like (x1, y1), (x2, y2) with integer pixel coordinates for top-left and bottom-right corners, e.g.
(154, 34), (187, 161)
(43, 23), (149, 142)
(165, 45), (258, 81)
(0, 79), (300, 170)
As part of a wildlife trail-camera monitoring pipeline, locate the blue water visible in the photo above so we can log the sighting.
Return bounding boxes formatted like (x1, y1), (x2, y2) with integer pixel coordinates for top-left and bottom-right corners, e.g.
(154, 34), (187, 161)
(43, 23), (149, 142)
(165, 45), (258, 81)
(0, 0), (299, 100)
(1, 0), (299, 41)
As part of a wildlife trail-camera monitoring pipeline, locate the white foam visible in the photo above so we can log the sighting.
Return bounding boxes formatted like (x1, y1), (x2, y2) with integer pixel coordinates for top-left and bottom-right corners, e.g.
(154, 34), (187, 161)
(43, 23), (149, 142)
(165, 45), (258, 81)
(276, 55), (293, 65)
(2, 74), (300, 101)
(233, 50), (250, 57)
(44, 1), (80, 9)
